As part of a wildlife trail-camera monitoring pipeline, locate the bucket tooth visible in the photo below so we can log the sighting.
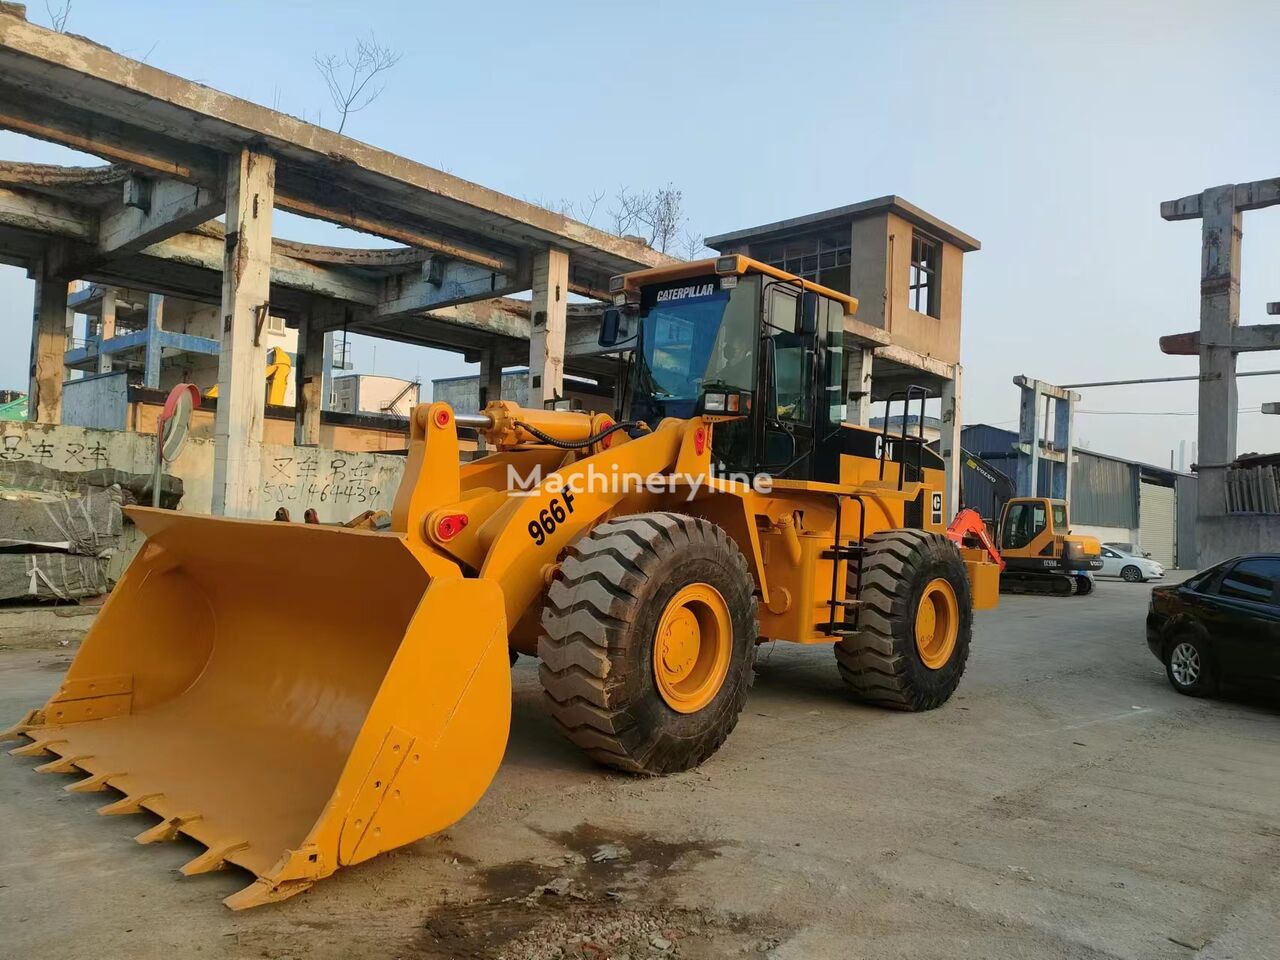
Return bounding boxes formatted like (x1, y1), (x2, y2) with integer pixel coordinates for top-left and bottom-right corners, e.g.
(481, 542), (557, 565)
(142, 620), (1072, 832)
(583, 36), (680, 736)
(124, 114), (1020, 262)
(223, 877), (314, 911)
(65, 771), (121, 793)
(180, 841), (248, 876)
(136, 814), (200, 844)
(9, 738), (65, 758)
(34, 754), (92, 774)
(98, 792), (162, 816)
(0, 709), (43, 741)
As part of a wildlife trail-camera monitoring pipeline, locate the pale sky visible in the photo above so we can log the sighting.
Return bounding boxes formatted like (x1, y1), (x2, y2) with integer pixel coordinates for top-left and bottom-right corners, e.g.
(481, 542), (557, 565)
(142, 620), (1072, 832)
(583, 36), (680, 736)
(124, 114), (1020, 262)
(1, 0), (1276, 467)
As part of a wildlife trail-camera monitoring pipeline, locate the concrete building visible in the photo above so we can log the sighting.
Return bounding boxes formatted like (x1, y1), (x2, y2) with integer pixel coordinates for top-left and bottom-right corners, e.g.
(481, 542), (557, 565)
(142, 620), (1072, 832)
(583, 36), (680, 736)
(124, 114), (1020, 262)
(707, 197), (980, 509)
(960, 424), (1197, 569)
(331, 374), (419, 420)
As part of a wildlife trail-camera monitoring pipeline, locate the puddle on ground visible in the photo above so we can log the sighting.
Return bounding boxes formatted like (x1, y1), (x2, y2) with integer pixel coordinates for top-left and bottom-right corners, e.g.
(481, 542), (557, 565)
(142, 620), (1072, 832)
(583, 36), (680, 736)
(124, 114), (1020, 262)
(419, 824), (783, 960)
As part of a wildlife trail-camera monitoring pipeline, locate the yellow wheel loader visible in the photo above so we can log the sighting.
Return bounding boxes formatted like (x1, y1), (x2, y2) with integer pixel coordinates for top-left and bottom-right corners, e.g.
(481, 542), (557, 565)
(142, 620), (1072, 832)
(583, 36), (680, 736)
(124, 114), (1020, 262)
(4, 255), (999, 908)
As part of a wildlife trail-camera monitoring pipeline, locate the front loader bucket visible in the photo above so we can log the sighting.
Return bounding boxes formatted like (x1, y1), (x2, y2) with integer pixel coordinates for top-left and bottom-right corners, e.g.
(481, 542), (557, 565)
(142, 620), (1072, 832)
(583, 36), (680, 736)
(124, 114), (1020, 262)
(4, 508), (511, 909)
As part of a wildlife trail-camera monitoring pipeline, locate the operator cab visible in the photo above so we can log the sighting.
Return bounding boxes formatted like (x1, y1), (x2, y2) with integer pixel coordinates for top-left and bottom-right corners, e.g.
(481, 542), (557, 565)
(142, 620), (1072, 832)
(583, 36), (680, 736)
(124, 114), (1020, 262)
(601, 255), (931, 486)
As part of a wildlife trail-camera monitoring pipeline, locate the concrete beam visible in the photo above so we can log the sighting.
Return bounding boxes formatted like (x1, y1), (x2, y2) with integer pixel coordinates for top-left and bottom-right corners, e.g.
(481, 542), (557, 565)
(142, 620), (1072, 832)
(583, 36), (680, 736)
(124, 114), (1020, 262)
(0, 186), (93, 240)
(98, 174), (224, 256)
(27, 273), (68, 423)
(1161, 178), (1280, 221)
(528, 248), (569, 405)
(873, 342), (952, 381)
(0, 186), (379, 305)
(150, 231), (378, 306)
(0, 87), (221, 184)
(1160, 324), (1280, 355)
(212, 149), (274, 518)
(376, 257), (523, 317)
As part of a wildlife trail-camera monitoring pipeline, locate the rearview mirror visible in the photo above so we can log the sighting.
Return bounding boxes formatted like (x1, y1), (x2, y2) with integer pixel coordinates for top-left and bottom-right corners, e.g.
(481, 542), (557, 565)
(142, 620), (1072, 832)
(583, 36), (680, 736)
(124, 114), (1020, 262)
(599, 308), (635, 348)
(799, 292), (820, 336)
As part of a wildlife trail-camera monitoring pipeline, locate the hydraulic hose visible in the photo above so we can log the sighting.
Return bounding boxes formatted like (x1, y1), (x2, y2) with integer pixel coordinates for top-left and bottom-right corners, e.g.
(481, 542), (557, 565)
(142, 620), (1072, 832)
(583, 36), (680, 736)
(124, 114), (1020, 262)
(513, 420), (648, 450)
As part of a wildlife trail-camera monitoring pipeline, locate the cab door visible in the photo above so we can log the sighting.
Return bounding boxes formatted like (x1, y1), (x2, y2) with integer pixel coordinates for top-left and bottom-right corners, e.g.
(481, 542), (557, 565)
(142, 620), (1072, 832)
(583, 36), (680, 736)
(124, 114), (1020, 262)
(760, 283), (813, 478)
(999, 499), (1054, 563)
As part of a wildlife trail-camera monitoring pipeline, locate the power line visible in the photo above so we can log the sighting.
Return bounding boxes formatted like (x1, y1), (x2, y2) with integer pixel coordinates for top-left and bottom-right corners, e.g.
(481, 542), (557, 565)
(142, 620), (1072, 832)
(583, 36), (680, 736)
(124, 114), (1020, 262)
(1076, 407), (1265, 416)
(1062, 369), (1280, 388)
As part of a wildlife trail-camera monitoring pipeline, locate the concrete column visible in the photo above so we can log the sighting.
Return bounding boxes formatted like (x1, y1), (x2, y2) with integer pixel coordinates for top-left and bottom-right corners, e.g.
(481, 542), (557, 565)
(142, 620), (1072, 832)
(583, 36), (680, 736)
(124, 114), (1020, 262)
(212, 149), (275, 518)
(528, 248), (569, 406)
(940, 365), (962, 518)
(294, 311), (325, 446)
(1018, 382), (1041, 497)
(1052, 391), (1078, 504)
(143, 293), (164, 388)
(97, 288), (116, 374)
(479, 347), (503, 408)
(477, 346), (504, 452)
(322, 331), (336, 411)
(1196, 185), (1241, 519)
(27, 273), (68, 423)
(843, 344), (874, 426)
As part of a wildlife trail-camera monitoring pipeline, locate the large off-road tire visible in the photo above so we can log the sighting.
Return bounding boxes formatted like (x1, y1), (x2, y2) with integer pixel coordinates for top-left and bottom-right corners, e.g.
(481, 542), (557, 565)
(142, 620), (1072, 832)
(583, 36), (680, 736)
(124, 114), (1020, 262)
(538, 512), (757, 774)
(835, 530), (972, 711)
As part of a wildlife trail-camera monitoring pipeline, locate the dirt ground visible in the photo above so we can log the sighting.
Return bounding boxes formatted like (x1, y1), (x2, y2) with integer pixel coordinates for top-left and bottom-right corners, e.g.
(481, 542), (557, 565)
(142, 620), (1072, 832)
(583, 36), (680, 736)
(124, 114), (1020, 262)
(2, 578), (1278, 960)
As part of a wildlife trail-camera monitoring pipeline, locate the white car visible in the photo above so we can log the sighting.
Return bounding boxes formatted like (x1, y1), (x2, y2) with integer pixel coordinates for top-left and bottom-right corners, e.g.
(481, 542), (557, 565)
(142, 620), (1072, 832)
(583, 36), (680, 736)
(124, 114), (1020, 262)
(1098, 545), (1165, 582)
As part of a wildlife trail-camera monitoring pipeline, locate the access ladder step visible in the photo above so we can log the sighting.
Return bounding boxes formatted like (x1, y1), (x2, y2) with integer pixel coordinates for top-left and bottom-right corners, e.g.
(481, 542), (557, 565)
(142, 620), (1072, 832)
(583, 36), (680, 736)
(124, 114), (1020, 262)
(821, 544), (865, 560)
(817, 623), (859, 638)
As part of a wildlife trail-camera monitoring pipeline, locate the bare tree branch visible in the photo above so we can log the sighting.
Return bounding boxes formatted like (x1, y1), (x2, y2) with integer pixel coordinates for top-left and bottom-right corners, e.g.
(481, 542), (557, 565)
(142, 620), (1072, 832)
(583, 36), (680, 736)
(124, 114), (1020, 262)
(313, 34), (402, 135)
(680, 229), (706, 261)
(45, 0), (71, 32)
(608, 183), (688, 253)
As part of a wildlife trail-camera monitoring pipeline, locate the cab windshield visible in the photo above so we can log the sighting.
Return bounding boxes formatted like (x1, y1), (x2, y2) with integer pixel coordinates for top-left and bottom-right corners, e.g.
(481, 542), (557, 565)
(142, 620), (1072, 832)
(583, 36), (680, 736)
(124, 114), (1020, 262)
(630, 280), (757, 423)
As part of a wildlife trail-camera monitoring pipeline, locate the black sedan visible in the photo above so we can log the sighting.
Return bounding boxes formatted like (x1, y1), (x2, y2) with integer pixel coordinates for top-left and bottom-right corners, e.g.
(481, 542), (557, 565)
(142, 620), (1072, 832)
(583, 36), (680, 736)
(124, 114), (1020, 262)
(1146, 553), (1280, 696)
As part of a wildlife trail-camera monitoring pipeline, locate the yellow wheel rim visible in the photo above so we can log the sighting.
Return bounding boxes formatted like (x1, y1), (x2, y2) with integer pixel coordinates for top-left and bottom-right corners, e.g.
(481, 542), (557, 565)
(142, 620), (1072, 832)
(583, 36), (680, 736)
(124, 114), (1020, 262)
(653, 583), (733, 714)
(915, 578), (959, 670)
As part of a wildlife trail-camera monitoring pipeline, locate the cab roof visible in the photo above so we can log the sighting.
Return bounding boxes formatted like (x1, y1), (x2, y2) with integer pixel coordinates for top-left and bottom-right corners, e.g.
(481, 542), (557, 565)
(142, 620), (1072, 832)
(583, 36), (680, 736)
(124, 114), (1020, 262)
(611, 255), (860, 316)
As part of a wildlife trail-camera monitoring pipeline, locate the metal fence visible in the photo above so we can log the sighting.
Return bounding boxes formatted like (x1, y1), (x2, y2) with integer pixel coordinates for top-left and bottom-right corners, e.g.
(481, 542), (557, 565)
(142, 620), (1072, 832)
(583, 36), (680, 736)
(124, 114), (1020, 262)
(1225, 464), (1280, 514)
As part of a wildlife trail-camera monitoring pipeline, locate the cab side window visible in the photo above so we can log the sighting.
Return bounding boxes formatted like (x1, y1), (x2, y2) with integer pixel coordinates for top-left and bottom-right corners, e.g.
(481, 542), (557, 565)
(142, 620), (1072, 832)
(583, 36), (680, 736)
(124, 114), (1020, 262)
(766, 288), (809, 423)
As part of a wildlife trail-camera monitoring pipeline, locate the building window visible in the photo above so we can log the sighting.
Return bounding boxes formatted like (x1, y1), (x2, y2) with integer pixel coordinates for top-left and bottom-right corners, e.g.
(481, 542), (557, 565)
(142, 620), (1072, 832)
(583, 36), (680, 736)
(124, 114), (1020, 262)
(752, 230), (852, 295)
(909, 232), (940, 317)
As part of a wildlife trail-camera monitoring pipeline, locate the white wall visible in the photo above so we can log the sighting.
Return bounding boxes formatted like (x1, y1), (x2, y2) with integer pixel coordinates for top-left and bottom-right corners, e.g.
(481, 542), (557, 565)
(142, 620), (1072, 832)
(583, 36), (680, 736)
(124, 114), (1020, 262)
(0, 421), (406, 578)
(1072, 524), (1136, 546)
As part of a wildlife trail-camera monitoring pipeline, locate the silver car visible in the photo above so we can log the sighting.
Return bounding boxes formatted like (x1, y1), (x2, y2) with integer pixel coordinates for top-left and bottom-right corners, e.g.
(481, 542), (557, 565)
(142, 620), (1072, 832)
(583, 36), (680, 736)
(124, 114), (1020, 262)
(1098, 544), (1165, 582)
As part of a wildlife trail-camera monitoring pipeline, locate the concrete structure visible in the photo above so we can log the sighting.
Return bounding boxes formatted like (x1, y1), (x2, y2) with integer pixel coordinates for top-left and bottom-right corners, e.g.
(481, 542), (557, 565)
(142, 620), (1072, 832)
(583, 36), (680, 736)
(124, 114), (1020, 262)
(707, 197), (979, 513)
(63, 284), (299, 397)
(1160, 177), (1280, 562)
(1013, 375), (1078, 503)
(0, 7), (669, 515)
